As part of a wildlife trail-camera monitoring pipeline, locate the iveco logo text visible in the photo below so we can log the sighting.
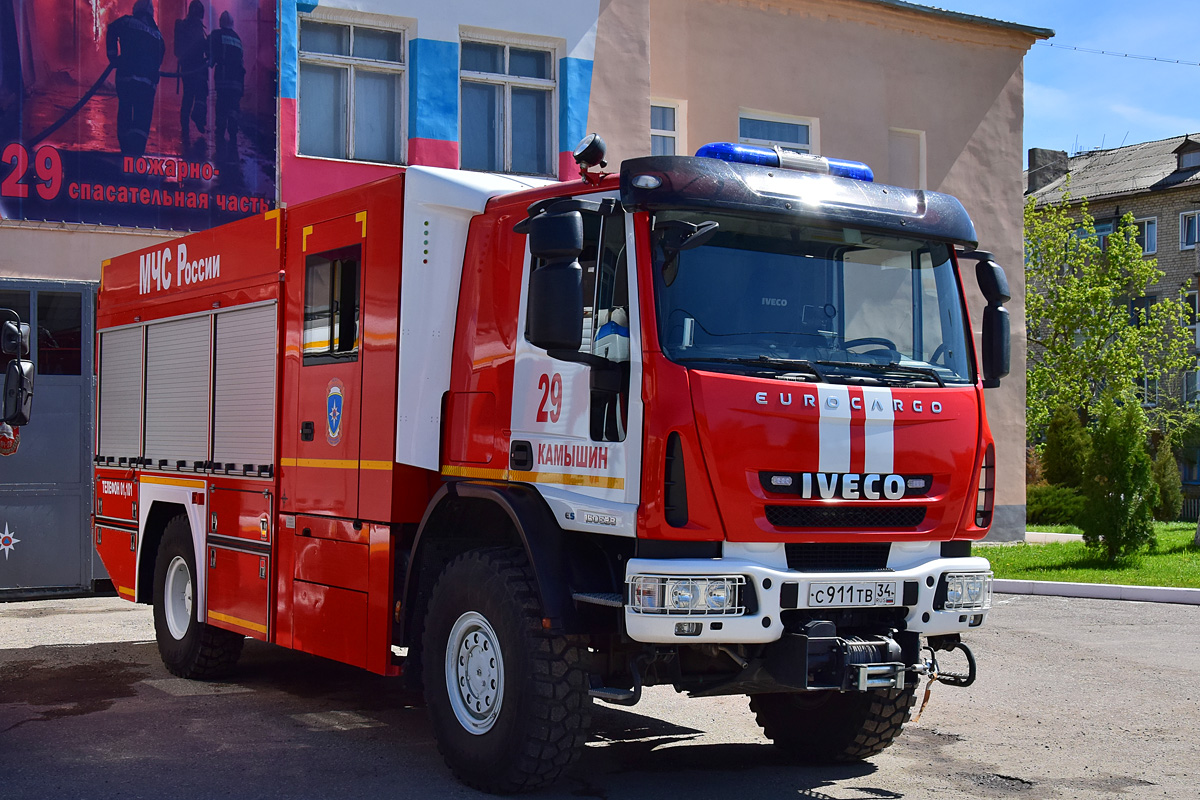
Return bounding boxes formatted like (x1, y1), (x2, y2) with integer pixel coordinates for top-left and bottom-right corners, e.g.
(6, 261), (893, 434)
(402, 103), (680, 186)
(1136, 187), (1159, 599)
(755, 392), (942, 414)
(762, 297), (788, 306)
(800, 473), (906, 500)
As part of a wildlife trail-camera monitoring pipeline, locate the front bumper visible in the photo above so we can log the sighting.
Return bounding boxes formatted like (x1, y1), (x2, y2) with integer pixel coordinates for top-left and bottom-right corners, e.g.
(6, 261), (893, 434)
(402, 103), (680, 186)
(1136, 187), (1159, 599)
(623, 553), (991, 644)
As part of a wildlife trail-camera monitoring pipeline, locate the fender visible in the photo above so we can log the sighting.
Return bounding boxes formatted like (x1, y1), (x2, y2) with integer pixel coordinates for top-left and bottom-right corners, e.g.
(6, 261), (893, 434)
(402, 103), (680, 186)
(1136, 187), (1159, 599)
(401, 481), (579, 642)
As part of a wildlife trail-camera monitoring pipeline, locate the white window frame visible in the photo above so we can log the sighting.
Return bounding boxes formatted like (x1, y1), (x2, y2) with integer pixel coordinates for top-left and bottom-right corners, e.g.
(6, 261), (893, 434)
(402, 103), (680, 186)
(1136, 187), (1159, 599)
(458, 28), (559, 177)
(1184, 360), (1200, 405)
(738, 108), (819, 155)
(1180, 150), (1200, 170)
(1133, 217), (1157, 255)
(1181, 210), (1200, 251)
(297, 9), (410, 165)
(650, 98), (686, 157)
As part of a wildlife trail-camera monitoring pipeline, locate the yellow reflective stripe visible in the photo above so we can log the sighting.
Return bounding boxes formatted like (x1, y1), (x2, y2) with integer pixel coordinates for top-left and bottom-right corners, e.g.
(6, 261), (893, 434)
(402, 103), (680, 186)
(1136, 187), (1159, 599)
(442, 464), (624, 490)
(280, 457), (392, 471)
(117, 585), (135, 599)
(356, 210), (367, 238)
(208, 610), (268, 635)
(141, 475), (206, 489)
(302, 225), (313, 252)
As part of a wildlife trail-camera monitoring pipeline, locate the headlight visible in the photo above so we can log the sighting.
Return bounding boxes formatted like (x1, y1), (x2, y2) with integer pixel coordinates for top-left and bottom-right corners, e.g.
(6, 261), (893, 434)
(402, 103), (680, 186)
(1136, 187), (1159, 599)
(940, 572), (993, 611)
(627, 575), (746, 615)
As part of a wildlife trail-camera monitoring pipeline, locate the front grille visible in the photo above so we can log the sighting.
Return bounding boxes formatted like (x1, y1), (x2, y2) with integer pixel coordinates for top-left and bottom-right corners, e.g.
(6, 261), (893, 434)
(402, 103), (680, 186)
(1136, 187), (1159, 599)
(785, 542), (892, 572)
(766, 505), (926, 529)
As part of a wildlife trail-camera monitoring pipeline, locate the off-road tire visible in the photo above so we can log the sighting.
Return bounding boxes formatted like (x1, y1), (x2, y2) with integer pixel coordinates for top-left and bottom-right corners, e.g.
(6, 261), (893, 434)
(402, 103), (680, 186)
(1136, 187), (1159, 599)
(152, 516), (244, 679)
(750, 682), (918, 762)
(422, 547), (591, 794)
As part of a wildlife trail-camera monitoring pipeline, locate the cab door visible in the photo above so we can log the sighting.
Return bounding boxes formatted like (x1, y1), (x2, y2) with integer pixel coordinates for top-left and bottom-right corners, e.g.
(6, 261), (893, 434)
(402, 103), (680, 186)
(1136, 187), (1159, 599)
(508, 204), (643, 534)
(281, 212), (367, 519)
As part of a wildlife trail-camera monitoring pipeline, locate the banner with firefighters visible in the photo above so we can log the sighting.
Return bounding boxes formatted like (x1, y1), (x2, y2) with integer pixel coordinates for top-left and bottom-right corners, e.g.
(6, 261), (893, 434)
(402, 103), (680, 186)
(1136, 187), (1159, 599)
(0, 0), (276, 230)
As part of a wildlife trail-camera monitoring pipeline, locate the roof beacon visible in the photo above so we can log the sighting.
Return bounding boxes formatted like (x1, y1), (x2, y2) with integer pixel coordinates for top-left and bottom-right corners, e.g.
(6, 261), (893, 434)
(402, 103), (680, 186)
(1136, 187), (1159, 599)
(695, 142), (874, 182)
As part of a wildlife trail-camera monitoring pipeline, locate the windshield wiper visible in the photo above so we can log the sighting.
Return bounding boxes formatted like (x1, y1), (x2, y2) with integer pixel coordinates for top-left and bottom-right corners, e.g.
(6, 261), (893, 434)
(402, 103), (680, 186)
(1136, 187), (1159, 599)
(675, 356), (826, 382)
(816, 360), (945, 387)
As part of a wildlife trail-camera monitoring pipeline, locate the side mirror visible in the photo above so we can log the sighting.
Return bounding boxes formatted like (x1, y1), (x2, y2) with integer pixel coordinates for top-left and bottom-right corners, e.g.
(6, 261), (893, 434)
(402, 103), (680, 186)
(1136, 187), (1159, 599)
(528, 210), (583, 261)
(981, 305), (1010, 389)
(960, 250), (1011, 388)
(526, 211), (585, 353)
(975, 257), (1010, 305)
(3, 359), (34, 426)
(2, 321), (30, 356)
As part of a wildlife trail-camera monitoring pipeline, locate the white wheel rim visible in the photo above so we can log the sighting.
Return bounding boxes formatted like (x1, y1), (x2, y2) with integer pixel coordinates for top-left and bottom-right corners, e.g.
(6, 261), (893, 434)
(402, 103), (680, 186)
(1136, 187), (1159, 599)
(445, 611), (504, 735)
(164, 555), (193, 641)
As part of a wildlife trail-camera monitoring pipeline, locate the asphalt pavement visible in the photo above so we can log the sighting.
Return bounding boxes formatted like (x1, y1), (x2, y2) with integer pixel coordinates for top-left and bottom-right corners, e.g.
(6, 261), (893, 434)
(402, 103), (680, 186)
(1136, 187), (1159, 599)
(1, 593), (1196, 799)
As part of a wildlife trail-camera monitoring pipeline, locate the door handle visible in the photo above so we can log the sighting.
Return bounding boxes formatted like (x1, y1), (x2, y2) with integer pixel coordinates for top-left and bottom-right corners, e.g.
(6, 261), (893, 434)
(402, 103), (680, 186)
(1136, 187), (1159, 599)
(301, 421), (315, 441)
(510, 440), (533, 471)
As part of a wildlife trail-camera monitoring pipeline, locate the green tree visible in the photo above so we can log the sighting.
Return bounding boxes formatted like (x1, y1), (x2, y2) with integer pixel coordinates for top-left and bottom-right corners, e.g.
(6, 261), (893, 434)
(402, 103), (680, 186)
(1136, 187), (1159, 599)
(1078, 392), (1157, 561)
(1042, 405), (1090, 488)
(1151, 440), (1183, 522)
(1025, 194), (1194, 443)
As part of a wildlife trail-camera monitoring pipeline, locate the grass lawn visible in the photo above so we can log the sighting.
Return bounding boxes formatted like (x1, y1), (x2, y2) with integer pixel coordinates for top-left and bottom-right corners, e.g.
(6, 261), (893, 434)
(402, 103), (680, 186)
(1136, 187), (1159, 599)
(983, 522), (1200, 588)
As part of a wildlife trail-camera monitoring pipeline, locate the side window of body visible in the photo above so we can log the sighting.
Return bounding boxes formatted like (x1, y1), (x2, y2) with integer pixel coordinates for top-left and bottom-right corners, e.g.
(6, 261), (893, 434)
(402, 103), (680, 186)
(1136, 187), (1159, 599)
(303, 244), (361, 365)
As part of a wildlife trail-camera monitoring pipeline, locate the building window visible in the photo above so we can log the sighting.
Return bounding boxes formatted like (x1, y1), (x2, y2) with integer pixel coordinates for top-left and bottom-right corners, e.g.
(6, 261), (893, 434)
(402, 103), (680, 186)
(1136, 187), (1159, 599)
(1185, 363), (1200, 405)
(738, 110), (815, 154)
(1182, 211), (1200, 250)
(298, 18), (405, 164)
(1128, 295), (1156, 327)
(651, 102), (682, 156)
(1135, 375), (1159, 408)
(1180, 150), (1200, 170)
(460, 39), (555, 175)
(1188, 290), (1200, 350)
(1134, 218), (1157, 254)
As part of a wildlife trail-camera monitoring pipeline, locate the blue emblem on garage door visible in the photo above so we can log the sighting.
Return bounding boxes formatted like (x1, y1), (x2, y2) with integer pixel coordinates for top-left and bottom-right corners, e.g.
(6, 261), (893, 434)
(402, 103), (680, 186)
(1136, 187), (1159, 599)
(326, 379), (345, 446)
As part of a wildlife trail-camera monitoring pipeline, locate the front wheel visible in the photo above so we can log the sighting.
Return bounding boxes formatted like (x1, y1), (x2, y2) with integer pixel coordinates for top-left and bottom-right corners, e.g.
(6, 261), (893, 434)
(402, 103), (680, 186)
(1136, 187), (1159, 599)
(152, 516), (244, 679)
(422, 547), (591, 793)
(749, 683), (917, 762)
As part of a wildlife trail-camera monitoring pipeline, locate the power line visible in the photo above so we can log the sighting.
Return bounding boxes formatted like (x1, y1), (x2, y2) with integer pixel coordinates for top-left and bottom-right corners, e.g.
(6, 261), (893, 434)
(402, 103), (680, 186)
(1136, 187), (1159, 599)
(1036, 41), (1200, 68)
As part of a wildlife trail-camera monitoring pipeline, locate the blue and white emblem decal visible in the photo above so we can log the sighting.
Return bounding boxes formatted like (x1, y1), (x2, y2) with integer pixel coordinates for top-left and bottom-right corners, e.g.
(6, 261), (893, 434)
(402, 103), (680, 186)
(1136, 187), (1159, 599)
(326, 379), (345, 446)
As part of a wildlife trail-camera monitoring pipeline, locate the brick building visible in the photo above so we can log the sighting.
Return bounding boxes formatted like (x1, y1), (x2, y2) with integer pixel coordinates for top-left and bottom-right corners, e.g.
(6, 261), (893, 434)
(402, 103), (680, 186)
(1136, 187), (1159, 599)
(1027, 137), (1200, 487)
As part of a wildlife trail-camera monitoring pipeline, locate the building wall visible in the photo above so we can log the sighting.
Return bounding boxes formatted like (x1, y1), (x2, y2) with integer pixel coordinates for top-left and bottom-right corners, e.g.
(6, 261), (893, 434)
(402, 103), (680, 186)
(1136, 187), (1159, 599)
(647, 0), (1038, 539)
(0, 225), (173, 283)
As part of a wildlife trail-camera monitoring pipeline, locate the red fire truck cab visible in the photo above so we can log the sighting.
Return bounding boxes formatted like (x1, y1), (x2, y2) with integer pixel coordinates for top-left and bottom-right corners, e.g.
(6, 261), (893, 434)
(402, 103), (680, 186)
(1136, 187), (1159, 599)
(94, 138), (1010, 793)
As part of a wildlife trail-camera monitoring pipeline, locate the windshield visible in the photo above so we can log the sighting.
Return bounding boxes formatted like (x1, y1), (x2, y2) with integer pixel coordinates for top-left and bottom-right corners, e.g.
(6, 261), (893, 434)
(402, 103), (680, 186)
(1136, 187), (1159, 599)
(651, 211), (973, 385)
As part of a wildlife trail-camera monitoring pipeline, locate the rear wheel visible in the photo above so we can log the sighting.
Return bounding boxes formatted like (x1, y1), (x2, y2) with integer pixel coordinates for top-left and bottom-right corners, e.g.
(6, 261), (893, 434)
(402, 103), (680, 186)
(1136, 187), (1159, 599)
(152, 516), (244, 679)
(422, 547), (591, 793)
(749, 683), (917, 762)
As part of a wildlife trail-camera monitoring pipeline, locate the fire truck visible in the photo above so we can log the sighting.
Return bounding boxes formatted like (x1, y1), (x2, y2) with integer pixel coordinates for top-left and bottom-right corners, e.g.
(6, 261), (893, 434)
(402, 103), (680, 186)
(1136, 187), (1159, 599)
(93, 136), (1010, 793)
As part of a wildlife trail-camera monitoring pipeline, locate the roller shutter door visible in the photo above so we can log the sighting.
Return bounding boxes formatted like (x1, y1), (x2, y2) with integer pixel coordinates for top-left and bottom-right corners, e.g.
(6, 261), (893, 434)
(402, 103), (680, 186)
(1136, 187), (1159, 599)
(144, 315), (211, 464)
(98, 327), (144, 458)
(213, 304), (277, 466)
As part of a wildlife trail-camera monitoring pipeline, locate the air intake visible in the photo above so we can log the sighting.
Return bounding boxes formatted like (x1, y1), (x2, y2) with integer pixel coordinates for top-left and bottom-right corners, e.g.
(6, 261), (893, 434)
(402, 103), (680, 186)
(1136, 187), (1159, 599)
(664, 432), (688, 527)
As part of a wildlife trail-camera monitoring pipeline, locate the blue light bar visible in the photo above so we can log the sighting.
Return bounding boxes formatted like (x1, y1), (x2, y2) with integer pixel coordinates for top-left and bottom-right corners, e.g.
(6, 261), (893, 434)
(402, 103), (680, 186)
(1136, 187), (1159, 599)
(694, 142), (874, 182)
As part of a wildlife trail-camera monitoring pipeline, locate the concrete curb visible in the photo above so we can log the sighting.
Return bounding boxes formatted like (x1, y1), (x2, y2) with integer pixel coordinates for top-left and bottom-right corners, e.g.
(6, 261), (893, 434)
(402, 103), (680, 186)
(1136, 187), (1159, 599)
(1024, 531), (1084, 543)
(994, 579), (1200, 605)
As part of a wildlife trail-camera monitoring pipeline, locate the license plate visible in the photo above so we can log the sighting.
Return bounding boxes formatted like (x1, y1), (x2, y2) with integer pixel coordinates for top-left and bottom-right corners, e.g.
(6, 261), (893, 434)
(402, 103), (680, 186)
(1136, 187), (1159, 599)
(807, 581), (898, 608)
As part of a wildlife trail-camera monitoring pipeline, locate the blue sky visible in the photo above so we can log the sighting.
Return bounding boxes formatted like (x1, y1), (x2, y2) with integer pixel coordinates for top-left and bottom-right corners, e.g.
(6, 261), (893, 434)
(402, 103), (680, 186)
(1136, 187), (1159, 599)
(929, 1), (1200, 163)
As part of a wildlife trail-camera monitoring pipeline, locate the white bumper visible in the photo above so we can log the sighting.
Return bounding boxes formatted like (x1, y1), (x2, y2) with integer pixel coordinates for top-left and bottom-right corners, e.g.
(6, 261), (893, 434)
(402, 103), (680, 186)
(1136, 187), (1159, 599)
(623, 550), (992, 645)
